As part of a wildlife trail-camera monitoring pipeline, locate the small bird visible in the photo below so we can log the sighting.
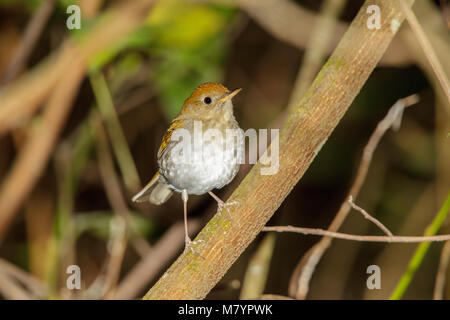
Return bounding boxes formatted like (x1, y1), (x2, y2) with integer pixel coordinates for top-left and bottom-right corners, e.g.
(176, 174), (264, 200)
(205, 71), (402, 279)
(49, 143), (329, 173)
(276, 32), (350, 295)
(133, 82), (244, 252)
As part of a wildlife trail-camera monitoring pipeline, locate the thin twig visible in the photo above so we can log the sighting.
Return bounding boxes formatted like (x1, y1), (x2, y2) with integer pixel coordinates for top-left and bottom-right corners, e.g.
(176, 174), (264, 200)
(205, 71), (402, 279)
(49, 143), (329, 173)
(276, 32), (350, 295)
(348, 196), (393, 237)
(398, 0), (450, 105)
(91, 112), (131, 299)
(0, 272), (33, 300)
(440, 0), (450, 29)
(116, 87), (156, 115)
(0, 0), (55, 85)
(289, 93), (419, 299)
(434, 240), (450, 299)
(263, 227), (450, 244)
(55, 123), (93, 299)
(0, 258), (47, 298)
(90, 72), (141, 192)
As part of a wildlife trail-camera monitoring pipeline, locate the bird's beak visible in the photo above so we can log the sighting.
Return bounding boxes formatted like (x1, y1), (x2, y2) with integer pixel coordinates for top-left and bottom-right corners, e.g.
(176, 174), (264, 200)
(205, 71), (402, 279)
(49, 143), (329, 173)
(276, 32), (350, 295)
(218, 88), (242, 103)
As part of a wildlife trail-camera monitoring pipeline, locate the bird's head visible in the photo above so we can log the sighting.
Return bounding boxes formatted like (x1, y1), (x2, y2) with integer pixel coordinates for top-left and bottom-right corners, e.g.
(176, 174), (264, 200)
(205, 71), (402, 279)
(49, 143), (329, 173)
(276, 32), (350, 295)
(180, 82), (241, 119)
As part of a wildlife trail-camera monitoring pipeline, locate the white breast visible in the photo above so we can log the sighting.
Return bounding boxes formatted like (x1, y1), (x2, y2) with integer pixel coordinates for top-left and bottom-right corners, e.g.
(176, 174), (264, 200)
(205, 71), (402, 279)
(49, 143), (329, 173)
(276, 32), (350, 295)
(159, 125), (244, 195)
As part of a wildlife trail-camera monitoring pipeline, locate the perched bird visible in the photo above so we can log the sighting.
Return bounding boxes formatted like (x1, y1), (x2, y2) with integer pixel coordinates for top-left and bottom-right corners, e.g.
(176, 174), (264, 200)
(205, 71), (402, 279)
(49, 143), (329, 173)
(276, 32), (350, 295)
(133, 82), (244, 252)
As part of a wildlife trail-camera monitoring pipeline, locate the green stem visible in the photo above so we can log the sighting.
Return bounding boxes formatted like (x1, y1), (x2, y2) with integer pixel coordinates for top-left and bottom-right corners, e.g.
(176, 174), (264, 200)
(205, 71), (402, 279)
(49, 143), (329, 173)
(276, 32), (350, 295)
(390, 192), (450, 299)
(89, 72), (141, 192)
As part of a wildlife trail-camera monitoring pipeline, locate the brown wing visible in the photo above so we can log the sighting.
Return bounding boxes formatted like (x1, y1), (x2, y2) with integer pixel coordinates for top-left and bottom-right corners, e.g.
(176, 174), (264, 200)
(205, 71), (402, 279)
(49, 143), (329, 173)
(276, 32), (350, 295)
(157, 117), (185, 159)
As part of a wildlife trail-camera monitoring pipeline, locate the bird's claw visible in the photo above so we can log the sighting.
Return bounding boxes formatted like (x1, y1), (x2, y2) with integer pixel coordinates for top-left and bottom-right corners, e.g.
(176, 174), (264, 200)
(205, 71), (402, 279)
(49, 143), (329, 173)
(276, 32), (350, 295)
(184, 236), (205, 259)
(217, 200), (240, 227)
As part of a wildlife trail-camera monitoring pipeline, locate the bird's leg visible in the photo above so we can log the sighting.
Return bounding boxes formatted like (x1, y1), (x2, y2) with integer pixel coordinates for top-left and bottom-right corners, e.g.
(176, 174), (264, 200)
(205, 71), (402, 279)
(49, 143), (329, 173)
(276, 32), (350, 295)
(208, 191), (239, 225)
(182, 190), (191, 248)
(182, 190), (204, 257)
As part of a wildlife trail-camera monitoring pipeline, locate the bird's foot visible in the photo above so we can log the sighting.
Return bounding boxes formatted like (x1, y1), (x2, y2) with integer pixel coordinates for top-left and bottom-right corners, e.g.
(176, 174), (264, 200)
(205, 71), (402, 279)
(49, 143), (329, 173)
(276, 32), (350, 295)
(216, 200), (240, 227)
(183, 236), (205, 259)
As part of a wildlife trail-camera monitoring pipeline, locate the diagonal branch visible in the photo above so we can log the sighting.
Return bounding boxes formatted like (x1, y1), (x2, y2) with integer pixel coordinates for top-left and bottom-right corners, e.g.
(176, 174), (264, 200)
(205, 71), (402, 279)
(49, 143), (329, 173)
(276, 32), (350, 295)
(398, 0), (450, 105)
(143, 0), (415, 300)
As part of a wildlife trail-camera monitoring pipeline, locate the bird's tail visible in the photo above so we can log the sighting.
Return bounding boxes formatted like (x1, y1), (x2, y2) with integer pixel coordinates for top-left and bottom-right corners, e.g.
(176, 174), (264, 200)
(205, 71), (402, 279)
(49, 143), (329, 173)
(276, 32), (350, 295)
(132, 172), (174, 205)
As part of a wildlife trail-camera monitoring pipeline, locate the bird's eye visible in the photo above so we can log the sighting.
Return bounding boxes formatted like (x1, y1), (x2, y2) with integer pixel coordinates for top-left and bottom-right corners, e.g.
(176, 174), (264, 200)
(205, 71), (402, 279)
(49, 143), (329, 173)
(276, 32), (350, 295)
(204, 97), (212, 105)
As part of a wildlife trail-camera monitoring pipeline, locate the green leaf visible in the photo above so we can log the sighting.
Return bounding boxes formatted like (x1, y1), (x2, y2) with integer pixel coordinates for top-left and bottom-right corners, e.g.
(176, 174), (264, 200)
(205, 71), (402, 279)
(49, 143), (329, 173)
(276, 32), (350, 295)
(147, 0), (234, 50)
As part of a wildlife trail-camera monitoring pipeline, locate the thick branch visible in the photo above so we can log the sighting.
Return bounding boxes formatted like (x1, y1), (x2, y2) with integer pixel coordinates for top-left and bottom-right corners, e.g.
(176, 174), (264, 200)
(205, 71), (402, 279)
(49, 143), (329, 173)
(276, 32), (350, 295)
(144, 0), (415, 300)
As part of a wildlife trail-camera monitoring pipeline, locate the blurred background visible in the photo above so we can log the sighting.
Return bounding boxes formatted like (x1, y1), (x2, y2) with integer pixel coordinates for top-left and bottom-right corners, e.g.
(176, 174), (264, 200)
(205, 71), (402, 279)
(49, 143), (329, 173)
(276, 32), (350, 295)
(0, 0), (448, 300)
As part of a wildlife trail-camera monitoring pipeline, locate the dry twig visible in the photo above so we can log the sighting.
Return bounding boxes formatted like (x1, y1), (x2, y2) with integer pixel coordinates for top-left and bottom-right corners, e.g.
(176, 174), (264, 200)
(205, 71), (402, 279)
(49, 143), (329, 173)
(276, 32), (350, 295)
(348, 196), (393, 237)
(0, 0), (55, 85)
(91, 113), (130, 299)
(434, 240), (450, 299)
(263, 226), (450, 243)
(398, 0), (450, 104)
(0, 272), (32, 300)
(0, 258), (47, 298)
(90, 72), (141, 192)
